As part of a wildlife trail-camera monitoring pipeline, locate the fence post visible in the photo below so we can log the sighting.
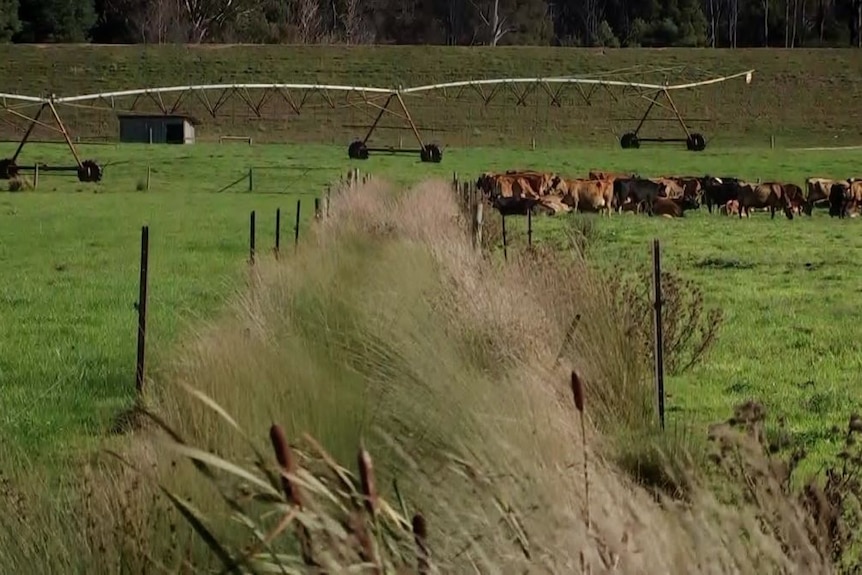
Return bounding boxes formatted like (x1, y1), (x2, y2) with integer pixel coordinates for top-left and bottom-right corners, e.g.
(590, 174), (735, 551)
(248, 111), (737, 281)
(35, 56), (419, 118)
(294, 198), (302, 251)
(527, 209), (533, 249)
(134, 225), (149, 397)
(145, 165), (150, 191)
(249, 210), (256, 265)
(501, 213), (508, 261)
(314, 197), (321, 220)
(274, 207), (281, 259)
(33, 164), (39, 189)
(474, 200), (484, 249)
(652, 238), (666, 431)
(248, 168), (254, 192)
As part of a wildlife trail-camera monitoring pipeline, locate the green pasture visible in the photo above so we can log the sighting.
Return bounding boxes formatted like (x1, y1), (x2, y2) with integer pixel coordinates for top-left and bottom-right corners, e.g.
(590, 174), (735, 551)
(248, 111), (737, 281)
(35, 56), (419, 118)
(1, 141), (860, 473)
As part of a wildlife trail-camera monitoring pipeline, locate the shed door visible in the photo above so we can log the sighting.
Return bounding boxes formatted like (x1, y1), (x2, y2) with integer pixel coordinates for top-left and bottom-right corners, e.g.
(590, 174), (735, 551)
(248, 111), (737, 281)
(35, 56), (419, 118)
(165, 122), (183, 144)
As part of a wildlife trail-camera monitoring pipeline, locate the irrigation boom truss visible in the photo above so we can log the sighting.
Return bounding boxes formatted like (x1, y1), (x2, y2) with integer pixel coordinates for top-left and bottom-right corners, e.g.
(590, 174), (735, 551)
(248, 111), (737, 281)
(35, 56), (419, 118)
(0, 68), (754, 179)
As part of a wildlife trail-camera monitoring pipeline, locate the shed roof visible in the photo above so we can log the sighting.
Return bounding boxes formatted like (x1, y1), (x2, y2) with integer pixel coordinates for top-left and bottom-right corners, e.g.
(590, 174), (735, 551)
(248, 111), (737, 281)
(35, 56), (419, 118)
(117, 113), (200, 125)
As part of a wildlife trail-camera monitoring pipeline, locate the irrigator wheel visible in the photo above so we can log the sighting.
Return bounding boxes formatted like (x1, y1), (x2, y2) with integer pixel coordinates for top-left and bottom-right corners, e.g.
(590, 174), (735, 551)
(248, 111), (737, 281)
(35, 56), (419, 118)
(620, 132), (640, 149)
(348, 140), (369, 160)
(77, 160), (103, 183)
(686, 133), (707, 152)
(423, 143), (442, 163)
(0, 158), (19, 179)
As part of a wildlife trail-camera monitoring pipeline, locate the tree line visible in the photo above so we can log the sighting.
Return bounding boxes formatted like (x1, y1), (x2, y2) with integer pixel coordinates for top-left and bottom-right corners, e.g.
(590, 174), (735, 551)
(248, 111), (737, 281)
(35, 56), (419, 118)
(1, 0), (861, 48)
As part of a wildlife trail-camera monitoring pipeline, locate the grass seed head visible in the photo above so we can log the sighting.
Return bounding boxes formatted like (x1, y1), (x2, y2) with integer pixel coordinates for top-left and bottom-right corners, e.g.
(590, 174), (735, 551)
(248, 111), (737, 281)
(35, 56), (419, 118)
(358, 446), (378, 518)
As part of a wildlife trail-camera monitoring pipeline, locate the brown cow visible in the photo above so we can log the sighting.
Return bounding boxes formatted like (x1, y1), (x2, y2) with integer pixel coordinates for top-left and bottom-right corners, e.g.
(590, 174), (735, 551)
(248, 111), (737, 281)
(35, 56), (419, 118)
(559, 178), (615, 216)
(589, 170), (636, 181)
(782, 183), (808, 215)
(828, 180), (862, 218)
(481, 171), (559, 201)
(502, 171), (560, 197)
(804, 177), (834, 214)
(737, 182), (794, 220)
(620, 199), (648, 213)
(651, 195), (701, 218)
(652, 178), (685, 198)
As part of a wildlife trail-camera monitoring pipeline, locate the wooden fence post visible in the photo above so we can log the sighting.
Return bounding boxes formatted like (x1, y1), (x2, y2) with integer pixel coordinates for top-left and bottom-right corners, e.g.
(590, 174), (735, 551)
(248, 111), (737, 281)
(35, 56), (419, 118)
(249, 210), (256, 265)
(294, 199), (302, 251)
(652, 238), (666, 431)
(474, 199), (484, 249)
(274, 207), (281, 259)
(33, 164), (39, 189)
(501, 213), (508, 261)
(248, 168), (254, 192)
(314, 197), (321, 220)
(134, 225), (149, 397)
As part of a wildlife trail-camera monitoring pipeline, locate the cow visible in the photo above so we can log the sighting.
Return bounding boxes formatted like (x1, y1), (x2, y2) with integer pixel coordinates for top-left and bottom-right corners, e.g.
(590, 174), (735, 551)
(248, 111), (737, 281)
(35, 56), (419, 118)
(652, 177), (685, 199)
(620, 199), (649, 214)
(651, 195), (701, 218)
(719, 199), (742, 216)
(700, 176), (742, 214)
(478, 171), (561, 207)
(493, 196), (543, 216)
(804, 177), (834, 214)
(827, 180), (862, 218)
(589, 170), (637, 181)
(675, 176), (703, 201)
(737, 182), (794, 220)
(613, 177), (667, 215)
(536, 194), (572, 216)
(783, 183), (809, 215)
(559, 178), (615, 216)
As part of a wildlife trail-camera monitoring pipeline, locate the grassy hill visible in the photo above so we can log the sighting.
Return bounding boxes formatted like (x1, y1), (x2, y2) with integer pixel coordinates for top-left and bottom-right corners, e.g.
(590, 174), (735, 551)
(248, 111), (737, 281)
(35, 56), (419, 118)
(1, 45), (861, 147)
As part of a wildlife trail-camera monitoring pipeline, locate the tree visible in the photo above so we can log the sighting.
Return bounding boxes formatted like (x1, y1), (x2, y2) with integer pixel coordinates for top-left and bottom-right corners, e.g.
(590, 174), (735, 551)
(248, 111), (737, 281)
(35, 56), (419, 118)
(16, 0), (98, 42)
(0, 0), (21, 42)
(470, 0), (512, 45)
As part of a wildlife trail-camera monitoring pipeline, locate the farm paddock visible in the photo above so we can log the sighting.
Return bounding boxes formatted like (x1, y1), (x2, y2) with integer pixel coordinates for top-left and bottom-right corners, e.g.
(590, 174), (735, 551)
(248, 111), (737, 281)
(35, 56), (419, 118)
(1, 141), (861, 475)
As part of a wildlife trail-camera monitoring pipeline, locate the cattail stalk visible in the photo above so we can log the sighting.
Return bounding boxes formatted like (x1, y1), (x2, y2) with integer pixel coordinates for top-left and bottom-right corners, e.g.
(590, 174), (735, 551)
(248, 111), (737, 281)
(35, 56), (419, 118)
(269, 424), (302, 507)
(413, 513), (430, 574)
(571, 371), (590, 531)
(269, 424), (315, 567)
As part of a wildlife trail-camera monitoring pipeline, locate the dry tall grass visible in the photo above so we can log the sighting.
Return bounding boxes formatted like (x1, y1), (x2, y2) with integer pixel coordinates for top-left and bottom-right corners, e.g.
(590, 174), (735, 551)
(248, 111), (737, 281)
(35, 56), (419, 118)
(0, 176), (837, 573)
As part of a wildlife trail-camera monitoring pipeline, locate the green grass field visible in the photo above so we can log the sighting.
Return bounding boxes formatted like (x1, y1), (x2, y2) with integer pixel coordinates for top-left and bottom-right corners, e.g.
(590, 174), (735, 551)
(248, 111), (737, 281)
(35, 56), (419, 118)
(3, 46), (862, 148)
(2, 140), (861, 477)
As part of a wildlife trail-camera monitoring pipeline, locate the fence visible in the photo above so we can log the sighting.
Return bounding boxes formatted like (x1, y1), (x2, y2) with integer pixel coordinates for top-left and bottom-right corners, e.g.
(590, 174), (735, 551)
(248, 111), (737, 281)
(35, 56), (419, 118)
(132, 167), (366, 398)
(450, 172), (669, 430)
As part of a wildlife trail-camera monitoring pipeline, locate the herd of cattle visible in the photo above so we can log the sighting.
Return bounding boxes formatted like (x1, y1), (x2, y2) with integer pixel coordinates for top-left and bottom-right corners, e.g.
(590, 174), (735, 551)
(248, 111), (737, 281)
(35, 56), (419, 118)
(474, 170), (862, 220)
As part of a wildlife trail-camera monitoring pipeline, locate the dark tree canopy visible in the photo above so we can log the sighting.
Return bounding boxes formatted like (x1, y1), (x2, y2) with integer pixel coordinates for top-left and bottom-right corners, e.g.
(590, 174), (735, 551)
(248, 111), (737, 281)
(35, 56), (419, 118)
(1, 0), (860, 46)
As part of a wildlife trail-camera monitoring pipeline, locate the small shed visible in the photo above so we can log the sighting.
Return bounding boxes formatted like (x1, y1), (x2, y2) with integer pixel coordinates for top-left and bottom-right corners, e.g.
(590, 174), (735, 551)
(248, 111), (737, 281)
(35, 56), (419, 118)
(117, 114), (196, 144)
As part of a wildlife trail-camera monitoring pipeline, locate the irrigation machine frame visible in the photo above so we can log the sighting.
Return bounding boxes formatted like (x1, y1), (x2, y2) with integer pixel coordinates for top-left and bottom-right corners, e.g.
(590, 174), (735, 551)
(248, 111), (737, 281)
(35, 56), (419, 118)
(0, 68), (754, 174)
(0, 94), (103, 182)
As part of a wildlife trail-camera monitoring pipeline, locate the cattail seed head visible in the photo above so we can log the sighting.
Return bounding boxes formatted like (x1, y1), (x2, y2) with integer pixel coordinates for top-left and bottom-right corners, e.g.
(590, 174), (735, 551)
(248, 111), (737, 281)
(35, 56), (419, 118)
(269, 424), (302, 507)
(412, 513), (427, 539)
(571, 370), (585, 413)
